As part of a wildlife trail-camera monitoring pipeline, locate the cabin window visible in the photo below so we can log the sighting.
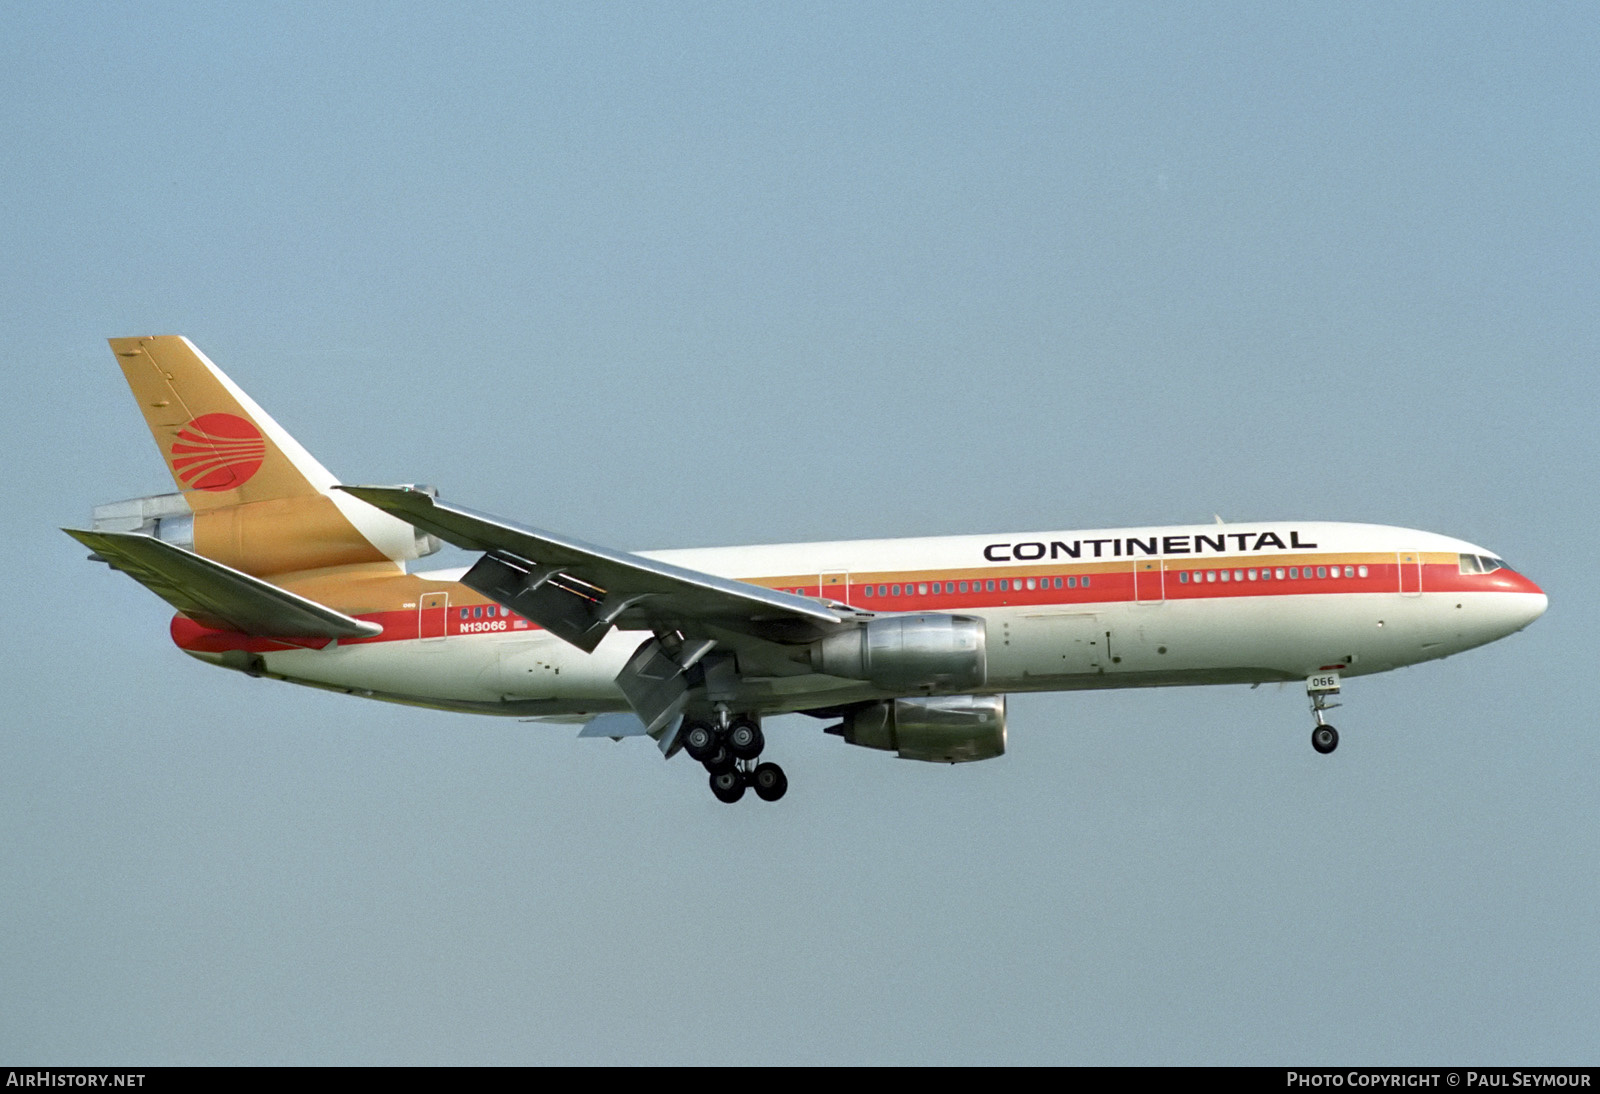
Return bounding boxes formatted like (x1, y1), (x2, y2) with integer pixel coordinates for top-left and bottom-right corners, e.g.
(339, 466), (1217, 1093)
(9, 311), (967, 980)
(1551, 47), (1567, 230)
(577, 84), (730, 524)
(1343, 566), (1354, 578)
(1357, 566), (1367, 578)
(1274, 568), (1286, 580)
(891, 585), (901, 596)
(459, 608), (470, 620)
(1315, 566), (1327, 578)
(1247, 569), (1257, 581)
(1081, 576), (1091, 588)
(1179, 572), (1189, 584)
(863, 586), (874, 598)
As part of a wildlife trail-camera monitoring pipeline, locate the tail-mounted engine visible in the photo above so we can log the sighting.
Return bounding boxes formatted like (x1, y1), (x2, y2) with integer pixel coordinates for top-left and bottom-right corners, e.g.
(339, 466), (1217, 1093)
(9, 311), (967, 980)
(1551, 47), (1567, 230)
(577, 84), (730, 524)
(809, 613), (987, 690)
(826, 695), (1007, 763)
(91, 489), (443, 576)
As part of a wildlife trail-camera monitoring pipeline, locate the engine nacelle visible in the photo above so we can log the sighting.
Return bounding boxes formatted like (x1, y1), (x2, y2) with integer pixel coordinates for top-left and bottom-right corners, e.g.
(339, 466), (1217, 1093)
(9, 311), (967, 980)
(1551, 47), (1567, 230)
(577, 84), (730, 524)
(827, 695), (1007, 763)
(810, 613), (987, 690)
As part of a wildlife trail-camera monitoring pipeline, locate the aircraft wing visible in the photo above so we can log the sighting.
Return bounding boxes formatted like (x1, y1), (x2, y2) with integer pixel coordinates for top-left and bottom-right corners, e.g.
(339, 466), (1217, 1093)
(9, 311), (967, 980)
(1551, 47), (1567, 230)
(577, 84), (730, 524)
(337, 485), (848, 648)
(339, 486), (855, 734)
(64, 528), (384, 639)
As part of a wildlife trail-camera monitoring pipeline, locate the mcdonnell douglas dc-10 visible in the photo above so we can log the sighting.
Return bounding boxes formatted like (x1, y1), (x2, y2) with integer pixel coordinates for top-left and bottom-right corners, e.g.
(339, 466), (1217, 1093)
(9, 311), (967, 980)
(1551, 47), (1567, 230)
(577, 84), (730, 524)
(68, 337), (1548, 802)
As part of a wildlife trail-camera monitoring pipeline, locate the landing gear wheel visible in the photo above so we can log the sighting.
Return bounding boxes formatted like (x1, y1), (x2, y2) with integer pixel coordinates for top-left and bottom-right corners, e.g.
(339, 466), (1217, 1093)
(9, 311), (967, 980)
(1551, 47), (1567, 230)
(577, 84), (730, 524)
(701, 744), (736, 775)
(710, 769), (746, 803)
(752, 762), (788, 802)
(682, 721), (718, 762)
(727, 718), (764, 760)
(1312, 725), (1340, 754)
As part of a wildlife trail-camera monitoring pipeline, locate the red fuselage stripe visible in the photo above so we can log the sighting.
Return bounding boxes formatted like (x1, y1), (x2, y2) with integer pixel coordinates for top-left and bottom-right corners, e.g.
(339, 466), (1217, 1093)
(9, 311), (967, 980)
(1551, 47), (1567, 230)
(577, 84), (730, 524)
(169, 559), (1541, 653)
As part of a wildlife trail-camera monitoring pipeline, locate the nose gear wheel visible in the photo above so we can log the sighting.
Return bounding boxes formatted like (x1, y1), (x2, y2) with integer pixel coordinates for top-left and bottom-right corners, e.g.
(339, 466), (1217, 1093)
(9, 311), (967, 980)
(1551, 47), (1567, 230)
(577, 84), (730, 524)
(1307, 676), (1341, 754)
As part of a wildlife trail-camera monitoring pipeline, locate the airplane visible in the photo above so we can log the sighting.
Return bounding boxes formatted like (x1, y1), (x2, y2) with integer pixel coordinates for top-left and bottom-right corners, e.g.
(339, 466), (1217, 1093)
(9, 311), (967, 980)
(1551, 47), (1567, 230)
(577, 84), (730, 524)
(66, 336), (1549, 803)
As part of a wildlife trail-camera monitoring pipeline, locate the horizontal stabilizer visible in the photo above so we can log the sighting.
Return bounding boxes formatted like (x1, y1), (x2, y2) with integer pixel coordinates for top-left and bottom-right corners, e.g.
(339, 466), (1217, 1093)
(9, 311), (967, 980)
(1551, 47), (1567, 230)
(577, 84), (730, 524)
(64, 528), (382, 639)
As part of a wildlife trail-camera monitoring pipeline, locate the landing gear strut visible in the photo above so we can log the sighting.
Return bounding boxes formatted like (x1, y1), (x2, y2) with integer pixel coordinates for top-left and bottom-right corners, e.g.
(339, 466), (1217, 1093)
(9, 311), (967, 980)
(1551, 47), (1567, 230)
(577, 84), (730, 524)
(1307, 673), (1341, 754)
(684, 713), (786, 803)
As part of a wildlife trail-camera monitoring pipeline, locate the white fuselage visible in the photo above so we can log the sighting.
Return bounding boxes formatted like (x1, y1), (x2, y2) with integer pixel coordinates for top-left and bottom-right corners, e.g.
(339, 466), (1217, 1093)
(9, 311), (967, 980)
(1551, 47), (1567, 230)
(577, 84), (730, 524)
(203, 520), (1546, 720)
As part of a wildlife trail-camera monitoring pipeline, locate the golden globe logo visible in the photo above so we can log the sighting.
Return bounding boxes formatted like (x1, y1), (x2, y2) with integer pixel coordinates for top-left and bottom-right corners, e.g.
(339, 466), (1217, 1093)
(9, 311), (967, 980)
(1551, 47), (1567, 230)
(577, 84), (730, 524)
(170, 413), (266, 491)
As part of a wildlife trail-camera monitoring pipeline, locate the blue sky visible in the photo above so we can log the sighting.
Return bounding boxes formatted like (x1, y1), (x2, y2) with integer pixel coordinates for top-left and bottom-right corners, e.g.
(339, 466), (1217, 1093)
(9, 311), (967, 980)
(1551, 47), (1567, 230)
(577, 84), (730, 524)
(3, 2), (1596, 1063)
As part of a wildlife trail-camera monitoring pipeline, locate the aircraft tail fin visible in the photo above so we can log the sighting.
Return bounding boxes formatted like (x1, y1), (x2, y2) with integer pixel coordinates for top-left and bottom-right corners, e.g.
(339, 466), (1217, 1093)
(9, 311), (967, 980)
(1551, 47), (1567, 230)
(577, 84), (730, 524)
(110, 336), (336, 508)
(102, 337), (438, 576)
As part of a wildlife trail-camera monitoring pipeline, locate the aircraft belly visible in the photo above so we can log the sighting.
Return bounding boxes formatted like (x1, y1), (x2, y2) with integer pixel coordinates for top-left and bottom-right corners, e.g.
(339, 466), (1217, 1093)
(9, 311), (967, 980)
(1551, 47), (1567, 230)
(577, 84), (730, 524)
(262, 632), (624, 706)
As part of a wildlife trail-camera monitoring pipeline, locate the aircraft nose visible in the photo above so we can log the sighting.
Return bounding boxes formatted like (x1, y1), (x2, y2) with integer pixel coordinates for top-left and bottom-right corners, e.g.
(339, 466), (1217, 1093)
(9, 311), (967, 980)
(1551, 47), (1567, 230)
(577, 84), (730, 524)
(1505, 572), (1547, 631)
(1520, 589), (1549, 629)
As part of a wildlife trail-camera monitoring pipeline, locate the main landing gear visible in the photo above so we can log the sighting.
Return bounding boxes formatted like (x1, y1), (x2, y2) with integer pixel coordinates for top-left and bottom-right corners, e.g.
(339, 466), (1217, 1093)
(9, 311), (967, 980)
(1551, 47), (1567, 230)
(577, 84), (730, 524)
(1308, 674), (1341, 755)
(682, 713), (787, 804)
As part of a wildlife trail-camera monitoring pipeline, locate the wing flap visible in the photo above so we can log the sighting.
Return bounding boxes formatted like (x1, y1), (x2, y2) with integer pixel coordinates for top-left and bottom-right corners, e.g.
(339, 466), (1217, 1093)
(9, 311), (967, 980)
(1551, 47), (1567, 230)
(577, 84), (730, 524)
(64, 528), (383, 639)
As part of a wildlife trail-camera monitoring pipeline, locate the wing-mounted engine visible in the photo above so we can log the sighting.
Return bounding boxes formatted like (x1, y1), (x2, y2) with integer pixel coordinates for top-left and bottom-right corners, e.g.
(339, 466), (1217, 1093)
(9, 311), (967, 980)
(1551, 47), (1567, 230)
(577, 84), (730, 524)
(809, 613), (987, 690)
(826, 695), (1007, 763)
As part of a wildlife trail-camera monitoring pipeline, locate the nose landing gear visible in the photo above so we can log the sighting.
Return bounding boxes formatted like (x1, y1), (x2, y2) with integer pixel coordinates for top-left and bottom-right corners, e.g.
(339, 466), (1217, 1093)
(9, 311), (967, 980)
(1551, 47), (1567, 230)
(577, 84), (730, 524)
(682, 713), (787, 803)
(1307, 673), (1341, 754)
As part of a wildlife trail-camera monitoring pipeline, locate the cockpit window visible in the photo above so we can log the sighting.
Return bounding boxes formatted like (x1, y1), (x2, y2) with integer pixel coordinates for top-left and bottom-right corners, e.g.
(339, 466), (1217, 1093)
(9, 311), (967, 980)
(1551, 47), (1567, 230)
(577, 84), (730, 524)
(1459, 554), (1509, 574)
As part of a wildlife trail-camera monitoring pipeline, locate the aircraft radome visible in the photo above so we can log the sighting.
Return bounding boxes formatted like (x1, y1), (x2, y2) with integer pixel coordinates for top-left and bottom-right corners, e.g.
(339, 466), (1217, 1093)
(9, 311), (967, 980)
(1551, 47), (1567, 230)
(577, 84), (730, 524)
(67, 337), (1548, 802)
